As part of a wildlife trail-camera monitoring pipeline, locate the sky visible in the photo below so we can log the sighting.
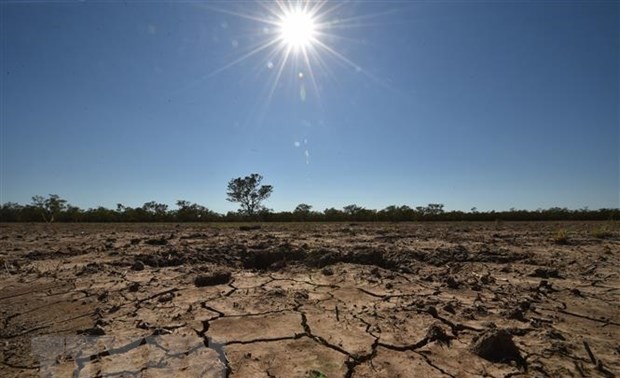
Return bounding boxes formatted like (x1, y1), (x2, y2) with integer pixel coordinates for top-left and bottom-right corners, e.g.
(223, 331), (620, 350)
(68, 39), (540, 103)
(1, 0), (618, 213)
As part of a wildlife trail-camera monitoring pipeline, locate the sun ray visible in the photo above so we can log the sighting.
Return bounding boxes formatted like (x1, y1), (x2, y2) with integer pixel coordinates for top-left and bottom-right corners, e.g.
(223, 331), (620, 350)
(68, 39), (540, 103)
(188, 0), (402, 106)
(301, 46), (320, 99)
(195, 3), (281, 27)
(206, 37), (281, 79)
(267, 45), (293, 104)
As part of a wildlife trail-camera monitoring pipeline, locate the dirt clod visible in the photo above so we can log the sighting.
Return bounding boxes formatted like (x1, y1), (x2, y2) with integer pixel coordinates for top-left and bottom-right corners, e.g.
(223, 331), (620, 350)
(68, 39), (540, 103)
(239, 225), (261, 231)
(529, 267), (560, 279)
(158, 292), (175, 302)
(144, 238), (168, 246)
(426, 323), (453, 345)
(470, 329), (524, 366)
(77, 324), (106, 336)
(194, 271), (232, 287)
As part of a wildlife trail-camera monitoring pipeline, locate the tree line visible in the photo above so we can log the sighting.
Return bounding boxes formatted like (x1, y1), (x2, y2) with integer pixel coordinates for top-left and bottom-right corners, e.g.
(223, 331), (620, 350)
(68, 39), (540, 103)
(1, 195), (617, 223)
(2, 174), (617, 222)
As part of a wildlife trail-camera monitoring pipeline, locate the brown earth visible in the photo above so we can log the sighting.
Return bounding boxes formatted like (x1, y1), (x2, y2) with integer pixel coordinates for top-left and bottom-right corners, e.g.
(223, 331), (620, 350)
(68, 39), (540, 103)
(0, 221), (618, 377)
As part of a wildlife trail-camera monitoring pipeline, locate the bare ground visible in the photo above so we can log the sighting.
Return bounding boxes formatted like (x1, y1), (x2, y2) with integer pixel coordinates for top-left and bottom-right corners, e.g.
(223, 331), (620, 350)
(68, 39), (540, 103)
(0, 221), (618, 377)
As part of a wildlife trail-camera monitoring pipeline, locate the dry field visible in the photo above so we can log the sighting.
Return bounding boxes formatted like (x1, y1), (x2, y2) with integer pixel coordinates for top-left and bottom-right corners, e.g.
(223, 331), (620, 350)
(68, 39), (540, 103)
(0, 221), (618, 377)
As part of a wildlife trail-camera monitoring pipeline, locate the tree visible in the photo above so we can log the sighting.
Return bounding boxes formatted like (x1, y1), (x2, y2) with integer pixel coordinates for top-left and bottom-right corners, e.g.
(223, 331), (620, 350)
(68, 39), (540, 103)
(343, 204), (364, 215)
(324, 207), (344, 221)
(226, 174), (273, 217)
(294, 203), (312, 214)
(427, 203), (445, 215)
(293, 203), (313, 221)
(31, 194), (67, 222)
(0, 202), (23, 222)
(141, 201), (169, 221)
(175, 200), (217, 222)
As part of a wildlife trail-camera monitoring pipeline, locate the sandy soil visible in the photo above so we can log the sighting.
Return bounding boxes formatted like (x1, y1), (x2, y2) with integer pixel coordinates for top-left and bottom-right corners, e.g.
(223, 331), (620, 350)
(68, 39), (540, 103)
(0, 221), (618, 377)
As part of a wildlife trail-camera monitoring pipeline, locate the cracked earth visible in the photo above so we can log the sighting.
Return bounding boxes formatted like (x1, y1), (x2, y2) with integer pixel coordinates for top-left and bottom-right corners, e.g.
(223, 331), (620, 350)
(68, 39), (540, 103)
(1, 222), (618, 377)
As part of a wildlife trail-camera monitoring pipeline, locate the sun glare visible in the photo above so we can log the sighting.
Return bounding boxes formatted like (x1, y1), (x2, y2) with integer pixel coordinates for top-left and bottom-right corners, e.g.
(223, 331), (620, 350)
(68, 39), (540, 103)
(199, 0), (383, 104)
(278, 9), (316, 50)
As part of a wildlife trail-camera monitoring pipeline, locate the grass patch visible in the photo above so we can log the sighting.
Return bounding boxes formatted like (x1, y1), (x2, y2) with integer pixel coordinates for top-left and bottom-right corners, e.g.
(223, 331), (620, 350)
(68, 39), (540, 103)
(307, 370), (327, 378)
(591, 225), (613, 239)
(553, 229), (569, 245)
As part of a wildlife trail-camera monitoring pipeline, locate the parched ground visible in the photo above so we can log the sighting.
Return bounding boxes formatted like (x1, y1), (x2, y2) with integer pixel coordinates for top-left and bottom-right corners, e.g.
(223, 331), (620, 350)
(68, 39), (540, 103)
(0, 221), (618, 378)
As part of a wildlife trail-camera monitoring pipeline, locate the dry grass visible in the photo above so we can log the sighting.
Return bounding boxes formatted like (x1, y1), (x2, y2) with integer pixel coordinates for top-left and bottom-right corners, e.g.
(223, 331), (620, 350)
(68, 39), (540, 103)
(592, 225), (613, 239)
(553, 229), (569, 244)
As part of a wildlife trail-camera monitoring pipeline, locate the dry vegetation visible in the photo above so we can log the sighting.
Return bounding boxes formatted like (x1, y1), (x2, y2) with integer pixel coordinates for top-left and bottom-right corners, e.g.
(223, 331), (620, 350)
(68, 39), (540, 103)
(0, 222), (618, 377)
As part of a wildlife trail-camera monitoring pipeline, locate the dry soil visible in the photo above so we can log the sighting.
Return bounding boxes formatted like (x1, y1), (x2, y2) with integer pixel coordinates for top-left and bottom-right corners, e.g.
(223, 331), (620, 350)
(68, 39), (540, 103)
(0, 222), (618, 377)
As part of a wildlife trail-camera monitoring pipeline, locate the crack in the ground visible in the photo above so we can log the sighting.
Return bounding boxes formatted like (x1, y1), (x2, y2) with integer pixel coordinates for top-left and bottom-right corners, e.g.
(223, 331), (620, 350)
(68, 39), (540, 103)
(2, 297), (79, 329)
(201, 302), (226, 317)
(557, 309), (620, 326)
(225, 334), (303, 345)
(223, 281), (237, 297)
(73, 337), (148, 375)
(0, 325), (49, 339)
(300, 312), (353, 358)
(0, 282), (70, 301)
(224, 308), (292, 318)
(192, 315), (229, 378)
(344, 338), (379, 378)
(268, 274), (341, 289)
(0, 361), (40, 370)
(415, 351), (457, 378)
(136, 288), (179, 304)
(377, 337), (429, 352)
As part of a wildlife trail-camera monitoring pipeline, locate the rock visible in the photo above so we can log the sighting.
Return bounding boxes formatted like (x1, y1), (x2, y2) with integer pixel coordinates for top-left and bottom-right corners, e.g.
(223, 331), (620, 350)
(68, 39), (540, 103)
(131, 260), (145, 271)
(128, 282), (140, 292)
(399, 266), (413, 274)
(158, 292), (175, 303)
(545, 330), (565, 341)
(370, 266), (381, 278)
(443, 303), (456, 314)
(426, 323), (453, 345)
(470, 329), (524, 366)
(321, 267), (334, 276)
(317, 252), (337, 268)
(239, 225), (261, 231)
(505, 307), (526, 322)
(426, 306), (439, 317)
(145, 238), (168, 246)
(529, 268), (560, 279)
(444, 276), (461, 289)
(294, 290), (309, 301)
(194, 271), (232, 287)
(270, 260), (286, 270)
(78, 324), (106, 336)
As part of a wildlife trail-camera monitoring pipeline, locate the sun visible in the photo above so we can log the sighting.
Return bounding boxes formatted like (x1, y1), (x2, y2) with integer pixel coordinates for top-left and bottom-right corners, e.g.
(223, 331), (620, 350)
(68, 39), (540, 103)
(278, 8), (317, 50)
(199, 0), (384, 103)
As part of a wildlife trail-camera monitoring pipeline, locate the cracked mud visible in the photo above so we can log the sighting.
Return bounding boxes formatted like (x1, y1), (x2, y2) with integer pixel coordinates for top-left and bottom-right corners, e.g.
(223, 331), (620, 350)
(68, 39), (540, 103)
(1, 222), (619, 377)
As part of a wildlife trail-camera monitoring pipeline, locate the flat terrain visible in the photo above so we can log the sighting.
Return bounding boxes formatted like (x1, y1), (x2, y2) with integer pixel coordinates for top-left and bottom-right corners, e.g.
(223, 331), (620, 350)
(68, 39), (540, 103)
(0, 222), (618, 377)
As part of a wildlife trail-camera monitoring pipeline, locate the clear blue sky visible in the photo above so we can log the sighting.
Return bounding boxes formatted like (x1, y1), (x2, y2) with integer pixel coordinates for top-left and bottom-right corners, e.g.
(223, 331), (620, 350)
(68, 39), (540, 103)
(1, 1), (618, 213)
